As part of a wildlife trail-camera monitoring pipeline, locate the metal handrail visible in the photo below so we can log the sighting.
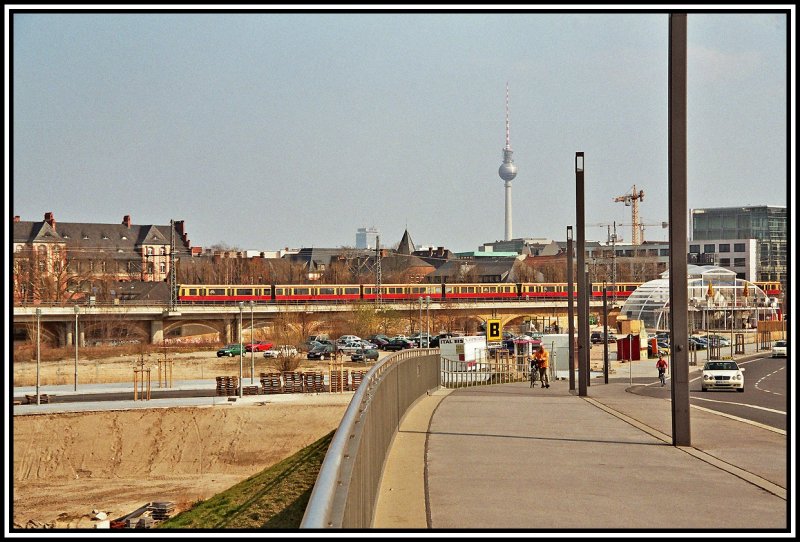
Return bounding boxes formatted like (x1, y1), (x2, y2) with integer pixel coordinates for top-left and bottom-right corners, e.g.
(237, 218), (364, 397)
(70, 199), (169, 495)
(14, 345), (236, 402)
(301, 348), (437, 528)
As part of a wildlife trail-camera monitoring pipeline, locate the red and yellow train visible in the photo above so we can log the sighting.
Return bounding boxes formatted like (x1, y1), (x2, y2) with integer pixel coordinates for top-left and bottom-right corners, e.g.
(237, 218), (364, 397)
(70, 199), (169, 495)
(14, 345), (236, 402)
(177, 281), (781, 304)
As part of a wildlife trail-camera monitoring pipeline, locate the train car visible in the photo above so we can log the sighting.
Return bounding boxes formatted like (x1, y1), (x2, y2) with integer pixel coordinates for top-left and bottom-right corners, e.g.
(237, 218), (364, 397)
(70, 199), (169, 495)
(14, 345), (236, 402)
(754, 281), (781, 297)
(273, 284), (362, 303)
(519, 283), (567, 299)
(178, 284), (273, 303)
(362, 283), (443, 302)
(444, 283), (520, 300)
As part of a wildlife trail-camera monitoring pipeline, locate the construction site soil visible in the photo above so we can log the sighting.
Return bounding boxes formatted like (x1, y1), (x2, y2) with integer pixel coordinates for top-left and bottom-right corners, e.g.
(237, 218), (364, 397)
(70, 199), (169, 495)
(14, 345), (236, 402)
(11, 351), (358, 529)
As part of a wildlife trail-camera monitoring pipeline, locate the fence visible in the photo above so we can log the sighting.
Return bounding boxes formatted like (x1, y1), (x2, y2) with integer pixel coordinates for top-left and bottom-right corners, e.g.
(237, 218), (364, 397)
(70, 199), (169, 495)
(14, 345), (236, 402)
(301, 349), (439, 529)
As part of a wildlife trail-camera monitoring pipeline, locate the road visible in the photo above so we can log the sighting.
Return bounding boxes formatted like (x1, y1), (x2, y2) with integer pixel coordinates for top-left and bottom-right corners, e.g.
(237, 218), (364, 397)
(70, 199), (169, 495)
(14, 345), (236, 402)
(635, 354), (787, 431)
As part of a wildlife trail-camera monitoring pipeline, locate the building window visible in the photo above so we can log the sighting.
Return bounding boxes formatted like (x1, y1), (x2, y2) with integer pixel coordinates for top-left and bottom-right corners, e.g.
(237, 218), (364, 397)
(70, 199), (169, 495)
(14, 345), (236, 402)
(146, 246), (154, 256)
(704, 244), (715, 253)
(160, 262), (166, 273)
(160, 247), (166, 255)
(733, 258), (746, 267)
(719, 258), (730, 267)
(719, 243), (730, 252)
(659, 249), (669, 256)
(734, 243), (746, 252)
(689, 244), (700, 253)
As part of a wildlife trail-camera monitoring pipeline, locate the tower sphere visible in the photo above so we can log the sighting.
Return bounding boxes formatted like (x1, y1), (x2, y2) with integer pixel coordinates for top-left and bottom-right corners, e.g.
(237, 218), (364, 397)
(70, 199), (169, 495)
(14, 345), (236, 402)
(499, 160), (517, 181)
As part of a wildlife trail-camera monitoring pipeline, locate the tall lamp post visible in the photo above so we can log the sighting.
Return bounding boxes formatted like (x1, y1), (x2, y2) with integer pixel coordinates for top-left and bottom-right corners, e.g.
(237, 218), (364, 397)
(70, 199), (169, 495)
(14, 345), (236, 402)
(249, 300), (255, 384)
(567, 226), (575, 391)
(575, 152), (588, 396)
(36, 308), (42, 405)
(426, 295), (431, 347)
(238, 302), (244, 398)
(418, 297), (423, 342)
(74, 305), (80, 391)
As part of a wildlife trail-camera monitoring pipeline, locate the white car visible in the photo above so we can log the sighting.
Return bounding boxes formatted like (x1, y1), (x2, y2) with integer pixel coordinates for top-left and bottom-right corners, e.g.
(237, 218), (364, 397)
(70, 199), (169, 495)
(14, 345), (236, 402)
(263, 345), (299, 358)
(771, 340), (787, 358)
(335, 335), (361, 346)
(701, 360), (745, 393)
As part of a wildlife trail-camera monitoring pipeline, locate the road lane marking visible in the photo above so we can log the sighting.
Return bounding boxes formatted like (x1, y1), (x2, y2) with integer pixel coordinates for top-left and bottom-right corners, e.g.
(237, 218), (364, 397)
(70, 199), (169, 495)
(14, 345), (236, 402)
(690, 404), (786, 435)
(690, 396), (786, 415)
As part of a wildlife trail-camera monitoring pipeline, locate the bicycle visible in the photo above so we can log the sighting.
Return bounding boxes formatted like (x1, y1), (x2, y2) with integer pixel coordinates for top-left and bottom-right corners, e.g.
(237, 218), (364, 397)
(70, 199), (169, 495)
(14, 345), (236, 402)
(658, 368), (666, 387)
(529, 364), (539, 387)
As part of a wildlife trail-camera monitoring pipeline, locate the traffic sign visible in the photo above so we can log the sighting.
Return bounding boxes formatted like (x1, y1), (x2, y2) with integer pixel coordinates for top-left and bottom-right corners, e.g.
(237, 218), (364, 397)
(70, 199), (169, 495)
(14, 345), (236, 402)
(487, 319), (502, 341)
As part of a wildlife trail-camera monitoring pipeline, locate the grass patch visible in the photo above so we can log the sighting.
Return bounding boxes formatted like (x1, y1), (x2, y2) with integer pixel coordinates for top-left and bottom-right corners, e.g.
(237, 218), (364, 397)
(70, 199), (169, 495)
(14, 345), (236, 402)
(158, 430), (334, 530)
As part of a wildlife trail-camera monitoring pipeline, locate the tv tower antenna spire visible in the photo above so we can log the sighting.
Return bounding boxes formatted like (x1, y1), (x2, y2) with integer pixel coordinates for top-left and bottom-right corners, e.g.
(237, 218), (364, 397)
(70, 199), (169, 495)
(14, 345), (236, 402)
(498, 82), (518, 241)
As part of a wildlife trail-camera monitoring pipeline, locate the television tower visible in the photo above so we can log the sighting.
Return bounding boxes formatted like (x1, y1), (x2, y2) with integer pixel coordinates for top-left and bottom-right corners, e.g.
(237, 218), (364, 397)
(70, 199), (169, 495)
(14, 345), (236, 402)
(498, 82), (518, 241)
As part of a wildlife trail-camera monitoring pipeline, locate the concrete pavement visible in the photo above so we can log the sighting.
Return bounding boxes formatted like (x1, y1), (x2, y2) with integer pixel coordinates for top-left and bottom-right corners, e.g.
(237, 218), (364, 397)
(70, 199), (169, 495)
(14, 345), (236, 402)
(373, 344), (790, 532)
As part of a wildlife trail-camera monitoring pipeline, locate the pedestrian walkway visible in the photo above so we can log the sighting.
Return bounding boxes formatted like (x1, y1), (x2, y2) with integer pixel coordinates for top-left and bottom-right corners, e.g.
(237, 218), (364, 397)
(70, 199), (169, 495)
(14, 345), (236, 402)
(373, 343), (789, 532)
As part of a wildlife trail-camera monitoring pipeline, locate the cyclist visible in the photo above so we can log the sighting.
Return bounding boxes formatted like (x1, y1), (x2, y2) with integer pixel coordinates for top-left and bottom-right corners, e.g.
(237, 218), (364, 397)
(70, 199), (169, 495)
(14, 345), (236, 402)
(656, 354), (668, 386)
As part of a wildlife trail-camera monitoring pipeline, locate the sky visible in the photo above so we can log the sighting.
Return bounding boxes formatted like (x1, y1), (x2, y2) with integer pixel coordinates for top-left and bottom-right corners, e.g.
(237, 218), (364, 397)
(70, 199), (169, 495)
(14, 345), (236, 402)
(7, 6), (793, 254)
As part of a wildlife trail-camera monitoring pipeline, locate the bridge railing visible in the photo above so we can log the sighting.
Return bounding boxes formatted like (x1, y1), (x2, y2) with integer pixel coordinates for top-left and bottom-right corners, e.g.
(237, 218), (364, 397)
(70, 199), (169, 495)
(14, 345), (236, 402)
(300, 348), (440, 529)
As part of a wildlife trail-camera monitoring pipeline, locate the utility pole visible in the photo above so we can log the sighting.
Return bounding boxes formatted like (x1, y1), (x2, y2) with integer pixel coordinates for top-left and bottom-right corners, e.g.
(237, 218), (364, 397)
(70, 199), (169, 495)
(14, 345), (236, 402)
(169, 219), (177, 311)
(375, 235), (382, 308)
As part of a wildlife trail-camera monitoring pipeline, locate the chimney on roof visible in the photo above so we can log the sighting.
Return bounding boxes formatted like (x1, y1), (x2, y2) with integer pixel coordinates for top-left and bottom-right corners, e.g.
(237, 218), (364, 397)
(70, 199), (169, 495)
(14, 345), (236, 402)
(14, 216), (20, 222)
(44, 212), (56, 231)
(122, 215), (131, 228)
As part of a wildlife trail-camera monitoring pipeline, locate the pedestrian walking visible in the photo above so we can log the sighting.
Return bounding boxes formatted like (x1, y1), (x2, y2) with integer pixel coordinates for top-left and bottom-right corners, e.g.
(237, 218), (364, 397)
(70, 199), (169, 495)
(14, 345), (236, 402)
(534, 347), (550, 388)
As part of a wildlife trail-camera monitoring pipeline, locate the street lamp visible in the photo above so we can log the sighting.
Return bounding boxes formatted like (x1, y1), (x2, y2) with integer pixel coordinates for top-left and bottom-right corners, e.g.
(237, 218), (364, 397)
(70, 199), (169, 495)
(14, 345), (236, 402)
(36, 308), (42, 405)
(419, 297), (423, 343)
(249, 300), (255, 384)
(426, 295), (431, 347)
(238, 302), (244, 398)
(74, 305), (80, 391)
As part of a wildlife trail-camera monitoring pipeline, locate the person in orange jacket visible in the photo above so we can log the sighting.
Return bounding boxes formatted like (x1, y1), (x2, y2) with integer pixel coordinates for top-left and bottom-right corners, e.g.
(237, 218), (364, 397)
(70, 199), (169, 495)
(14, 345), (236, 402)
(534, 347), (550, 388)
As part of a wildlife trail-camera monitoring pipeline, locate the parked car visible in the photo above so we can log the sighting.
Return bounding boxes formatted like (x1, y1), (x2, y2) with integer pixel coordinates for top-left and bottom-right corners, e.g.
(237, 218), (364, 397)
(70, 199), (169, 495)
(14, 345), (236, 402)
(656, 341), (671, 355)
(263, 345), (299, 358)
(656, 331), (671, 341)
(244, 341), (273, 353)
(706, 335), (731, 347)
(368, 335), (390, 349)
(307, 344), (336, 360)
(217, 344), (246, 357)
(701, 360), (745, 392)
(384, 338), (415, 351)
(771, 340), (787, 358)
(336, 335), (361, 346)
(300, 339), (322, 352)
(590, 332), (616, 344)
(687, 337), (707, 350)
(350, 348), (379, 362)
(338, 341), (365, 355)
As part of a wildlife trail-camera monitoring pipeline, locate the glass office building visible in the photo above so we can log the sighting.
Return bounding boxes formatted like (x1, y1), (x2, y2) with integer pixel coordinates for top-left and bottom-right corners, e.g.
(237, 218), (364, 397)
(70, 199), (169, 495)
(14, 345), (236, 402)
(691, 206), (787, 285)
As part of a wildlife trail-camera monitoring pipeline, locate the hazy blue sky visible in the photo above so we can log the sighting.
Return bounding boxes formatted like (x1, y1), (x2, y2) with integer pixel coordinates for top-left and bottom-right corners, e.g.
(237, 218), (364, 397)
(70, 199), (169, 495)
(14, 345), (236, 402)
(8, 8), (792, 253)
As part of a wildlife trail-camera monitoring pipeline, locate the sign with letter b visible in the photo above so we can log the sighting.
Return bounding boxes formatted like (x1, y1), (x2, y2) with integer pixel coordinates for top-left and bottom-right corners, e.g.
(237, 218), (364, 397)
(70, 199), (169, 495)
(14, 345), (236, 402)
(487, 319), (502, 341)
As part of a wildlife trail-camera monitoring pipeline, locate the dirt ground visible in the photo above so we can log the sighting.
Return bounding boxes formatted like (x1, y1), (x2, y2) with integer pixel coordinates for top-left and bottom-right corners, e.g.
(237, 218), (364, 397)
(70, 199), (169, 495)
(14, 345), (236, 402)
(11, 350), (366, 529)
(9, 343), (659, 529)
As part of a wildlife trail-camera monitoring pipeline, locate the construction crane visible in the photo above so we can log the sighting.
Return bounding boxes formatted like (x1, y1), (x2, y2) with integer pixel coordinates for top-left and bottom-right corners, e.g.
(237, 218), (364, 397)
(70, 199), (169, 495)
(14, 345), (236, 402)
(613, 185), (645, 245)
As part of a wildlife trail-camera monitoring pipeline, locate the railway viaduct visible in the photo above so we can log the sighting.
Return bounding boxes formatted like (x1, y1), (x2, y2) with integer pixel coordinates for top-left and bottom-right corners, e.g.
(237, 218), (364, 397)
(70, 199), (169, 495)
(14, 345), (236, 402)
(13, 299), (620, 347)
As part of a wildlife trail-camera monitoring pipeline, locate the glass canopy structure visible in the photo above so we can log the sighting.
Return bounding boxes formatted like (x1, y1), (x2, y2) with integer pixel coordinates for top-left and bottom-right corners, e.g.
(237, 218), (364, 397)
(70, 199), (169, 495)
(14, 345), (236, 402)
(620, 265), (779, 331)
